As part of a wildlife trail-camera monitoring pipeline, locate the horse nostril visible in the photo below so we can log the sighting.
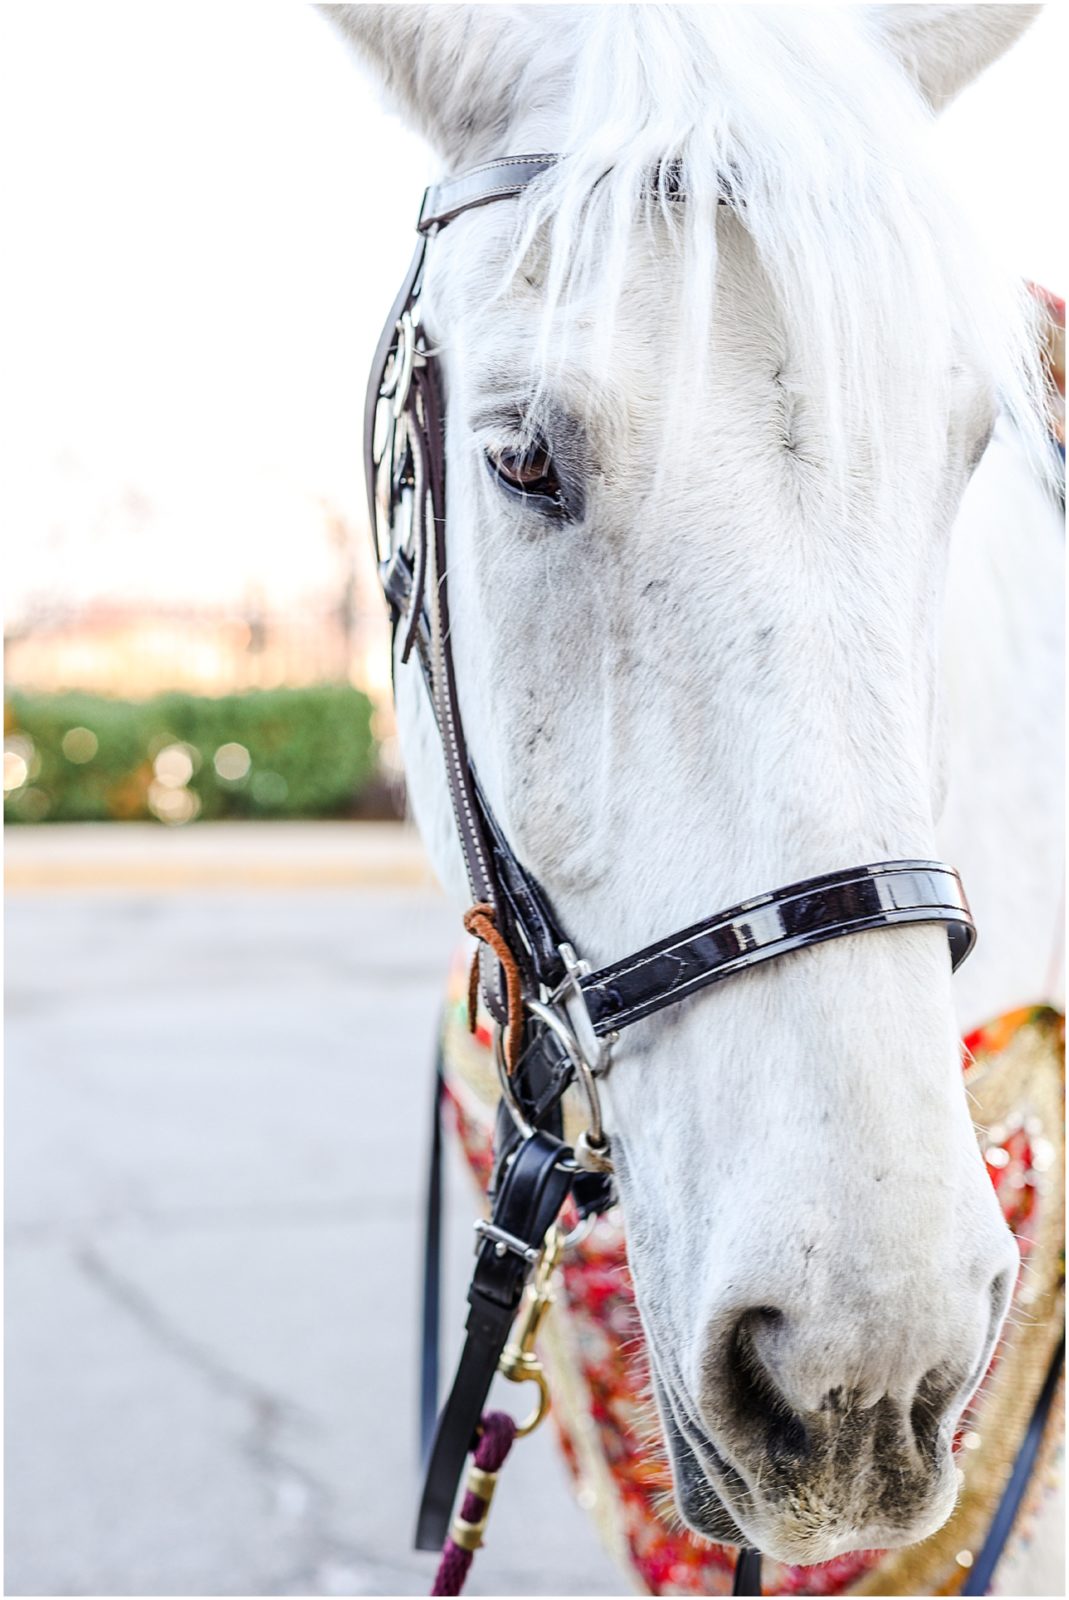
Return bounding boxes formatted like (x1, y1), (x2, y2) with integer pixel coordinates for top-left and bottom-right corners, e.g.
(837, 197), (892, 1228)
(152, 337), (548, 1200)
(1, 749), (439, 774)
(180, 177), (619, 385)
(724, 1307), (810, 1461)
(908, 1365), (958, 1460)
(988, 1267), (1013, 1325)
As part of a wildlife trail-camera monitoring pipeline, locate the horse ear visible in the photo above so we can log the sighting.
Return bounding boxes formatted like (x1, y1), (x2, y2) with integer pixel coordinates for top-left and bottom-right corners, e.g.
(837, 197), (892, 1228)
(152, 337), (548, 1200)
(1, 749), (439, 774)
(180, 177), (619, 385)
(871, 4), (1041, 112)
(318, 4), (539, 165)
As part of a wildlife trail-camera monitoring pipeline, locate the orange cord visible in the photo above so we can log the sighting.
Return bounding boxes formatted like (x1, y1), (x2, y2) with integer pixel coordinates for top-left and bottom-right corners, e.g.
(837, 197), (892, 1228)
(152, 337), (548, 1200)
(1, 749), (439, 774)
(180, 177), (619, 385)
(462, 902), (524, 1074)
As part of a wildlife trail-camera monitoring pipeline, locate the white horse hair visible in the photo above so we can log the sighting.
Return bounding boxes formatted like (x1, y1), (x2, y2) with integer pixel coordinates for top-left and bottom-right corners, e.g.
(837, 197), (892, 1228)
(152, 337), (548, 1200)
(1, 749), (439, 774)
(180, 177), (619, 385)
(327, 4), (1062, 1583)
(511, 8), (1047, 504)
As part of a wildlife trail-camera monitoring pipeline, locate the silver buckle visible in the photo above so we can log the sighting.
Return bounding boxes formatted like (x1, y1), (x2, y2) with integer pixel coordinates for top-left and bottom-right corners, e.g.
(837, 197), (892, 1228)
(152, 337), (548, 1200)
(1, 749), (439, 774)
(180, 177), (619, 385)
(548, 943), (611, 1077)
(473, 1218), (541, 1265)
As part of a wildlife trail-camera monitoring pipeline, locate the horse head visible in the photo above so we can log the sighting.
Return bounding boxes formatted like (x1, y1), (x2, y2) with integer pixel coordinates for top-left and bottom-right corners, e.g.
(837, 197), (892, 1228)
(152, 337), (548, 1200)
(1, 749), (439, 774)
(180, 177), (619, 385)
(331, 3), (1043, 1564)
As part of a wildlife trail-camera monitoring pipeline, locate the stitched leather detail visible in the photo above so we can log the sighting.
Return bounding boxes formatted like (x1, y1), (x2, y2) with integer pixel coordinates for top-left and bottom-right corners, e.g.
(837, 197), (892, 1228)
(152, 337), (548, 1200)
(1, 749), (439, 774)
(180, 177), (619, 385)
(419, 156), (558, 233)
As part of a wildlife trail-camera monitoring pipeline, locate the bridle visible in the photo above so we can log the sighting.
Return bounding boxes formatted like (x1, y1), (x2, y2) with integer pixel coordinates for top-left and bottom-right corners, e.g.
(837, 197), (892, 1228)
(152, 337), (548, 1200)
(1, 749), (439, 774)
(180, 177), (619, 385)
(365, 153), (977, 1586)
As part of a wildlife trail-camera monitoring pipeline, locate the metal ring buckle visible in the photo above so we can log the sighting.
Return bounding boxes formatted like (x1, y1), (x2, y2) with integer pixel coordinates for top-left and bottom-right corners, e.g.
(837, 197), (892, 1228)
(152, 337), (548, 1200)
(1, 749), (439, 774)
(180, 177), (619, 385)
(560, 1211), (597, 1250)
(494, 998), (613, 1173)
(524, 996), (606, 1148)
(494, 1031), (535, 1140)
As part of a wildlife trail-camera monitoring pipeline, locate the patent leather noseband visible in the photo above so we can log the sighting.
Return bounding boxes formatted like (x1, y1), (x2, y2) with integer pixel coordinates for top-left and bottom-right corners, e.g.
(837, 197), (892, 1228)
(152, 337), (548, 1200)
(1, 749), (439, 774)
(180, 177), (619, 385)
(364, 152), (977, 1575)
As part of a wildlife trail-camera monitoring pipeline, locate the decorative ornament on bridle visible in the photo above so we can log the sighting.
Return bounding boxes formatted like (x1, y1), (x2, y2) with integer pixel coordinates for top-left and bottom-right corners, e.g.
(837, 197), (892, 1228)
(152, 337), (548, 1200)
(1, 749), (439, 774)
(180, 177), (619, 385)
(365, 154), (979, 1596)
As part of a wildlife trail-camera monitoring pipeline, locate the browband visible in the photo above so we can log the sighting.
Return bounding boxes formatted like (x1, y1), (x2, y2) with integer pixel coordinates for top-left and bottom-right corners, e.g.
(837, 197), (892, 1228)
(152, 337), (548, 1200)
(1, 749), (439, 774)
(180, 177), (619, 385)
(415, 151), (723, 236)
(418, 155), (557, 233)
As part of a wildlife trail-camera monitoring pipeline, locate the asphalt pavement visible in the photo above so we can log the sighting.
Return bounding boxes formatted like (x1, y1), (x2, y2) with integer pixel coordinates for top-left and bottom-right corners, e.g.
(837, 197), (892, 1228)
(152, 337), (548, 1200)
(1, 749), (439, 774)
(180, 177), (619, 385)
(5, 828), (625, 1596)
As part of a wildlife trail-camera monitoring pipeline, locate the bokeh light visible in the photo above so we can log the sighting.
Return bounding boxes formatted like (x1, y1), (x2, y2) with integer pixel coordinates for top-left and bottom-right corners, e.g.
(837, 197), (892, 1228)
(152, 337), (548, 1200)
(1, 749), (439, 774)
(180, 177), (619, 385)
(213, 741), (251, 782)
(61, 726), (99, 764)
(153, 743), (198, 789)
(250, 770), (288, 806)
(146, 782), (201, 825)
(4, 750), (29, 793)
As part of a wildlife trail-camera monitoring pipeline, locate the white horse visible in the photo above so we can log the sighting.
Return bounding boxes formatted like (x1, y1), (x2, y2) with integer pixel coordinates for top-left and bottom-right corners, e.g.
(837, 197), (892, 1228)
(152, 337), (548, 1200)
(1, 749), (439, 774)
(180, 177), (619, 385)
(328, 3), (1063, 1584)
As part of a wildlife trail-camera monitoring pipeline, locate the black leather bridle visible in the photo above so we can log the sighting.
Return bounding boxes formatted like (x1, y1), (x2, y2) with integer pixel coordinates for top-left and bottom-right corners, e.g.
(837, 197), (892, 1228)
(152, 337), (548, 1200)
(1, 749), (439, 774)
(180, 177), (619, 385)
(365, 153), (980, 1590)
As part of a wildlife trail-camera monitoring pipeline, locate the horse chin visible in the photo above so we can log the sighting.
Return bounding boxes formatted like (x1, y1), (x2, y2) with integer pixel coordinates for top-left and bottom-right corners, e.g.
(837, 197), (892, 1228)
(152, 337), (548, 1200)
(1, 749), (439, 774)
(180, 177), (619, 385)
(654, 1370), (749, 1544)
(659, 1397), (748, 1545)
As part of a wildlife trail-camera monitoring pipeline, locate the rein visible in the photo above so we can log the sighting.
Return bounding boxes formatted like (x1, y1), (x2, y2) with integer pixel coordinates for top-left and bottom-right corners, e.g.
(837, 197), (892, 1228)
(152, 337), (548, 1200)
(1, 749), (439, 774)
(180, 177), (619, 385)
(366, 152), (980, 1593)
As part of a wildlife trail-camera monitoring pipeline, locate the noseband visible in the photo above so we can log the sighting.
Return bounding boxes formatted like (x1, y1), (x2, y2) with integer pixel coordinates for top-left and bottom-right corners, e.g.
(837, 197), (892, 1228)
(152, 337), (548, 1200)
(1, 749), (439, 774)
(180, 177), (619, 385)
(365, 153), (976, 1573)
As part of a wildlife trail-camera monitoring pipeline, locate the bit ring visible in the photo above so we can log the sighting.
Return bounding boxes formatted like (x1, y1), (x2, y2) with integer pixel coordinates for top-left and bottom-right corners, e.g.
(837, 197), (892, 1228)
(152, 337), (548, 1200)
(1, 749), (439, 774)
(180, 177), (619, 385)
(524, 996), (608, 1151)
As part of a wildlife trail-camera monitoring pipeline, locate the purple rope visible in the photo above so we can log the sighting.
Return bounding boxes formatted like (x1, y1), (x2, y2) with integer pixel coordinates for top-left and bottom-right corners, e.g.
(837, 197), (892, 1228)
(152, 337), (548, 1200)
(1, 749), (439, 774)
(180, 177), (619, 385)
(431, 1412), (517, 1596)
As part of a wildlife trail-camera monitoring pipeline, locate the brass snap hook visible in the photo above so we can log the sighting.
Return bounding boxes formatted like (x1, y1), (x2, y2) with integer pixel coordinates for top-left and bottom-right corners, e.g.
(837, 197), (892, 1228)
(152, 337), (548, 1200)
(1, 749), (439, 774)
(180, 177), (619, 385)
(497, 1359), (550, 1438)
(497, 1227), (562, 1436)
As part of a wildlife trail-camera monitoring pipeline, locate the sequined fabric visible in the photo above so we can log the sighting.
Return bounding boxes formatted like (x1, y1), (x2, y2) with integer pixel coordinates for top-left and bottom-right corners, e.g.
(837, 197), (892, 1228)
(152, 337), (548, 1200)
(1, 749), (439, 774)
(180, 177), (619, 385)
(440, 957), (1064, 1598)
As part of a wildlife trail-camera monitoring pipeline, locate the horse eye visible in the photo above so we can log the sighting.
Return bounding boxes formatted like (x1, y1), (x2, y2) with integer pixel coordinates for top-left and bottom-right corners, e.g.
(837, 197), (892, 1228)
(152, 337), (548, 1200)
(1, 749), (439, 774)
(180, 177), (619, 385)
(485, 439), (562, 504)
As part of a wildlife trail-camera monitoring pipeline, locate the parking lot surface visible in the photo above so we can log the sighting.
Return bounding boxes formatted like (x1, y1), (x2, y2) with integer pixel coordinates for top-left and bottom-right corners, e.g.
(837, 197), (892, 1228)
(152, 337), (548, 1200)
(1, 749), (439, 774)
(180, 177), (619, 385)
(6, 846), (623, 1596)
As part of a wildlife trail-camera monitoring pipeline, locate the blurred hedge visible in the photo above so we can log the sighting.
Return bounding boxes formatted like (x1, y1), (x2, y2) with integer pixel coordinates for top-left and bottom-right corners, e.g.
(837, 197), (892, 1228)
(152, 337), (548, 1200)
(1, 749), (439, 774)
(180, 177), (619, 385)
(4, 686), (378, 823)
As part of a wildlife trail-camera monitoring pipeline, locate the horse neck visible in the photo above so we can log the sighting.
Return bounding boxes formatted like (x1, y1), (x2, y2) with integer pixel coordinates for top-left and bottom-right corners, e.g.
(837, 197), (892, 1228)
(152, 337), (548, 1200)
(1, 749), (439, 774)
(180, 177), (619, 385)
(939, 418), (1065, 1030)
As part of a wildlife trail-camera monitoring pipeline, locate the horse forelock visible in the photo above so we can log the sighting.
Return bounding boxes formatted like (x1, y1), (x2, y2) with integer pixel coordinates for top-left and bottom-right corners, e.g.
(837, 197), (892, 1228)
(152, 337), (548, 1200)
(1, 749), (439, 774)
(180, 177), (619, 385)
(434, 4), (1051, 509)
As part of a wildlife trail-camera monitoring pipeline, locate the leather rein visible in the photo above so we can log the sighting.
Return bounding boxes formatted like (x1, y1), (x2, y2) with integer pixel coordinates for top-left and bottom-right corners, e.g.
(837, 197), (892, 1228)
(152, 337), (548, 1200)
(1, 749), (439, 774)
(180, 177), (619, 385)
(365, 153), (978, 1587)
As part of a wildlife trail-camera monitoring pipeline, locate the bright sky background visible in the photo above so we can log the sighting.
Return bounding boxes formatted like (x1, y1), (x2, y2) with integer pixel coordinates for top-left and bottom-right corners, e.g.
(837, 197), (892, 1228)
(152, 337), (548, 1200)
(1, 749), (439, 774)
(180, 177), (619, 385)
(2, 3), (1064, 621)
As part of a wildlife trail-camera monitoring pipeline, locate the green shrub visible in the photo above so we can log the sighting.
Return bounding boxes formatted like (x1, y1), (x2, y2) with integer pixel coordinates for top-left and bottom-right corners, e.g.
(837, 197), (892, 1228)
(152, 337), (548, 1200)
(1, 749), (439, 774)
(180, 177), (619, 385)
(4, 686), (378, 823)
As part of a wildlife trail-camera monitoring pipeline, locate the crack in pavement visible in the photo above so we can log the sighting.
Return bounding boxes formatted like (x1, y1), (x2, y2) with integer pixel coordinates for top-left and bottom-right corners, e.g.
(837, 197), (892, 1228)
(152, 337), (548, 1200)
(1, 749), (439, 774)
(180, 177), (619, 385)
(71, 1239), (428, 1594)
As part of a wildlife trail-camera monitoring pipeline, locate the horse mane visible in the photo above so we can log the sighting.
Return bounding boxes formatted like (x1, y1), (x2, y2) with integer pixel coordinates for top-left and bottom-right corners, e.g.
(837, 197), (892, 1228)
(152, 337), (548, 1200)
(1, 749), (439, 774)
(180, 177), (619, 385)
(499, 5), (1050, 506)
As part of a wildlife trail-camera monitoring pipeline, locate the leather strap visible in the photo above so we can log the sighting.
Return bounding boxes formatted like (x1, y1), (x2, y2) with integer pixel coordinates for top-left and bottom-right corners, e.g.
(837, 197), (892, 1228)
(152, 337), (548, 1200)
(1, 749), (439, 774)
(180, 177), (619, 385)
(366, 262), (515, 1017)
(418, 155), (558, 234)
(419, 363), (497, 911)
(578, 862), (975, 1036)
(416, 1130), (574, 1550)
(473, 770), (569, 989)
(732, 1548), (763, 1596)
(419, 1047), (446, 1464)
(417, 153), (722, 236)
